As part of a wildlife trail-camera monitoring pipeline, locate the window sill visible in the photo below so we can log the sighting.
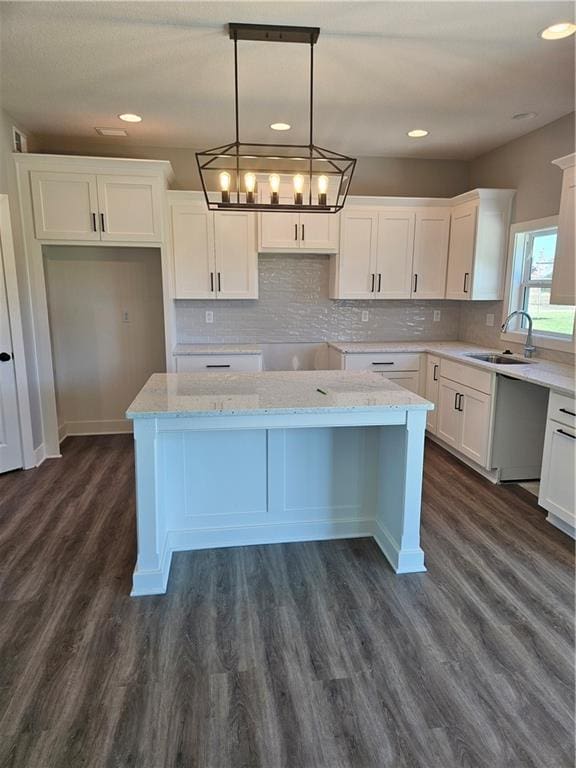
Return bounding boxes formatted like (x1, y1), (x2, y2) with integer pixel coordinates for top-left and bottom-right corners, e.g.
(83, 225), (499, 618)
(501, 330), (575, 354)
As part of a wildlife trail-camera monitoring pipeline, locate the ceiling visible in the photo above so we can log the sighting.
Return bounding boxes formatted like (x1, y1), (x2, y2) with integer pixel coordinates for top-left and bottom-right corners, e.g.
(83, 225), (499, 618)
(0, 1), (574, 159)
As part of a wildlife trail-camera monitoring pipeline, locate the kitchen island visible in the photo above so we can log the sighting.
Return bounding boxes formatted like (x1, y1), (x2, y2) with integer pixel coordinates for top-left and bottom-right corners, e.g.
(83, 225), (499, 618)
(127, 371), (433, 595)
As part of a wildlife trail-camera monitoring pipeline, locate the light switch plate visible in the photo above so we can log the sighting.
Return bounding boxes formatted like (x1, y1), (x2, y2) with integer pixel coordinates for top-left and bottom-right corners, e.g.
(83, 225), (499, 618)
(486, 313), (495, 327)
(433, 310), (441, 322)
(361, 310), (369, 322)
(205, 311), (214, 324)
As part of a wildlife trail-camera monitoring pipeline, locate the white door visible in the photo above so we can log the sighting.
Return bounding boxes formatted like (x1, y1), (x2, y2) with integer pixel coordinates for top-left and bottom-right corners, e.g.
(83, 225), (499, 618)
(412, 208), (451, 299)
(375, 210), (415, 298)
(539, 421), (575, 527)
(437, 378), (461, 449)
(30, 171), (100, 241)
(445, 201), (478, 299)
(336, 210), (379, 299)
(97, 175), (162, 242)
(214, 211), (258, 299)
(0, 237), (22, 472)
(458, 384), (492, 467)
(425, 355), (440, 434)
(172, 205), (215, 299)
(300, 212), (340, 252)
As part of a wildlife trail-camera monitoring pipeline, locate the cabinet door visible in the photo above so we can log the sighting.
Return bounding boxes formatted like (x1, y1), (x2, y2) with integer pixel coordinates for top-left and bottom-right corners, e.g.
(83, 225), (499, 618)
(171, 205), (215, 299)
(97, 175), (162, 242)
(300, 212), (340, 252)
(445, 201), (478, 299)
(31, 171), (99, 241)
(335, 210), (379, 299)
(437, 378), (461, 448)
(539, 421), (575, 526)
(412, 208), (450, 299)
(458, 384), (492, 467)
(257, 182), (299, 251)
(551, 166), (575, 305)
(214, 211), (258, 299)
(375, 210), (415, 299)
(425, 356), (440, 434)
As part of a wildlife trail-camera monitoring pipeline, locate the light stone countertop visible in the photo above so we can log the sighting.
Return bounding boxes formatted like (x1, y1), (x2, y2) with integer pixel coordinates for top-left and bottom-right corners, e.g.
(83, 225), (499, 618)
(328, 340), (575, 397)
(127, 370), (433, 419)
(174, 344), (263, 356)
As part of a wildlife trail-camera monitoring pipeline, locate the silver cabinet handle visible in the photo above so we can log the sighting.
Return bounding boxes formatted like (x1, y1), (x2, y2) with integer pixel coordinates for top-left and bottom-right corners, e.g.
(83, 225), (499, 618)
(557, 429), (576, 440)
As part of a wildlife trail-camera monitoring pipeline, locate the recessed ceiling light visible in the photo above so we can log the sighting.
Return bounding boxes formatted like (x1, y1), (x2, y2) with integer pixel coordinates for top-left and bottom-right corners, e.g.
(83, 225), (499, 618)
(270, 122), (291, 131)
(407, 129), (429, 138)
(118, 113), (142, 123)
(540, 22), (576, 40)
(512, 112), (538, 121)
(95, 127), (128, 136)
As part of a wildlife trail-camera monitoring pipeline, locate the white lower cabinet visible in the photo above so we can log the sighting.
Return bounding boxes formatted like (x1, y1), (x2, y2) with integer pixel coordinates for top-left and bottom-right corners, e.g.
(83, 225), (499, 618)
(333, 351), (422, 394)
(424, 355), (440, 434)
(539, 392), (575, 534)
(175, 354), (262, 373)
(436, 361), (494, 468)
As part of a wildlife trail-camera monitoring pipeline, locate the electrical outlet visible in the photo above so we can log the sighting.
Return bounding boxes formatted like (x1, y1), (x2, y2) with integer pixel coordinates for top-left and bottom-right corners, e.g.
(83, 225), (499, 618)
(486, 313), (495, 327)
(433, 310), (441, 322)
(361, 310), (369, 322)
(205, 311), (213, 324)
(122, 310), (130, 323)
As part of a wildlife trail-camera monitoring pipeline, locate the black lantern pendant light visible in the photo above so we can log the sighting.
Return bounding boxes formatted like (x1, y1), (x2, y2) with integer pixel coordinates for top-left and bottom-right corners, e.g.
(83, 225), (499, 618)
(196, 23), (356, 213)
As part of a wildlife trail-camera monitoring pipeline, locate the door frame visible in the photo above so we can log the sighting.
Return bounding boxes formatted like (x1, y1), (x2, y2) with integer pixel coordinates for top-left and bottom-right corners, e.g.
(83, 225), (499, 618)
(0, 194), (35, 469)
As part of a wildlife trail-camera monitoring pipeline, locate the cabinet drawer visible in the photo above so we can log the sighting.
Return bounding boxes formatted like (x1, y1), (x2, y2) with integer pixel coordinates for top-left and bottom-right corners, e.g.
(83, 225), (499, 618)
(175, 354), (262, 372)
(548, 391), (576, 429)
(440, 358), (493, 395)
(342, 352), (421, 372)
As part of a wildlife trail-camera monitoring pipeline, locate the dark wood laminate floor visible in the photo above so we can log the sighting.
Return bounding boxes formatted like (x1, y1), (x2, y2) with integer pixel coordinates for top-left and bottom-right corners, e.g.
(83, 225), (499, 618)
(0, 435), (573, 768)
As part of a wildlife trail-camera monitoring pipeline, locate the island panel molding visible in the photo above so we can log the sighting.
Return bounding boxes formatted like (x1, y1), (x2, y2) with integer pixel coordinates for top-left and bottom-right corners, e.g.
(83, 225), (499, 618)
(127, 371), (432, 595)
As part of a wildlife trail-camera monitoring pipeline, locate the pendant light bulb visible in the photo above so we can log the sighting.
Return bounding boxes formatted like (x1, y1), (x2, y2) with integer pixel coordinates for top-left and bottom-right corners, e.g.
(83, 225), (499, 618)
(318, 175), (328, 206)
(269, 173), (280, 205)
(219, 171), (231, 204)
(244, 172), (256, 204)
(293, 174), (304, 205)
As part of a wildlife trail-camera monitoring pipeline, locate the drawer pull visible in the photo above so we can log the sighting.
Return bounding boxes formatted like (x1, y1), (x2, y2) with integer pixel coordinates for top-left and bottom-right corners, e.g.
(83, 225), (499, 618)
(206, 364), (231, 368)
(559, 408), (576, 417)
(557, 429), (575, 440)
(372, 362), (394, 366)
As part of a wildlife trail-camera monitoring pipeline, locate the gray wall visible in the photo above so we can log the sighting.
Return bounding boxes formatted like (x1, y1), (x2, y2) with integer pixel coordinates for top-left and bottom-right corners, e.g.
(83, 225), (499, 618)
(33, 136), (470, 198)
(461, 112), (575, 363)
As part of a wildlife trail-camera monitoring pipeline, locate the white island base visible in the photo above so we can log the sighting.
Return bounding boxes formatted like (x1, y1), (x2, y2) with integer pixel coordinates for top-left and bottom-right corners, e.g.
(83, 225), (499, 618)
(127, 372), (432, 596)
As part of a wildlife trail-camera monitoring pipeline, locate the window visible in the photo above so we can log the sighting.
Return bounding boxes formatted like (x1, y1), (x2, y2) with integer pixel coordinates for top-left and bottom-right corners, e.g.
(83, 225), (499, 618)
(504, 217), (575, 350)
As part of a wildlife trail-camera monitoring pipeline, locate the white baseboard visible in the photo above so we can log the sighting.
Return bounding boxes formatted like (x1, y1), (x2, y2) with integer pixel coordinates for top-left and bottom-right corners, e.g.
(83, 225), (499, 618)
(373, 519), (426, 574)
(32, 442), (61, 467)
(547, 513), (576, 540)
(62, 419), (133, 437)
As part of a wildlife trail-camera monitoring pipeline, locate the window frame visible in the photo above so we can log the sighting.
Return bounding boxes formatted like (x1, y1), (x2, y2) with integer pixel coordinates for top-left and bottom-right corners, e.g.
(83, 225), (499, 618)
(501, 216), (575, 353)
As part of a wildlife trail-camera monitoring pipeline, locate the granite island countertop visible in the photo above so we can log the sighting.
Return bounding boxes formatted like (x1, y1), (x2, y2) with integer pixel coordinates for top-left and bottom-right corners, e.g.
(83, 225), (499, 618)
(328, 340), (575, 397)
(127, 370), (433, 419)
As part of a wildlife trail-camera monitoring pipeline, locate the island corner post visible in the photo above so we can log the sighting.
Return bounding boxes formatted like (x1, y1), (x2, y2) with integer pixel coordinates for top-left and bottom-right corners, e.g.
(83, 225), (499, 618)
(127, 372), (431, 596)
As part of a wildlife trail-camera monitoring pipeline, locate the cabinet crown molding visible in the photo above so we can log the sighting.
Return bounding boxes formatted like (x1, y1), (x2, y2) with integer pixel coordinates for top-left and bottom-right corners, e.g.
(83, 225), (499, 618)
(552, 152), (576, 171)
(12, 152), (175, 183)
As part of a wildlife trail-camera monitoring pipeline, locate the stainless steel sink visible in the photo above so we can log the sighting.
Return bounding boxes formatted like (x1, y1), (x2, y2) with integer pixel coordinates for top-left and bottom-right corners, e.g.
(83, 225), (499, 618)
(465, 353), (530, 365)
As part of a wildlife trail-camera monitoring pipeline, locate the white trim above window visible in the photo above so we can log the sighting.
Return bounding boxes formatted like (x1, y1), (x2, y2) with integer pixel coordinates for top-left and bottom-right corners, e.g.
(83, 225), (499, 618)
(501, 216), (576, 354)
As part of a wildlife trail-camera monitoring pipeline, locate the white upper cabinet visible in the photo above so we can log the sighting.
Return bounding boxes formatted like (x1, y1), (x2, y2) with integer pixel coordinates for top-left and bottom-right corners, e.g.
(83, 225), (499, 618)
(331, 209), (379, 299)
(31, 172), (100, 241)
(170, 196), (258, 300)
(445, 190), (514, 301)
(550, 155), (575, 306)
(257, 180), (339, 253)
(412, 208), (451, 299)
(172, 204), (215, 299)
(445, 200), (477, 299)
(96, 175), (162, 242)
(30, 164), (168, 243)
(376, 210), (415, 298)
(214, 211), (258, 299)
